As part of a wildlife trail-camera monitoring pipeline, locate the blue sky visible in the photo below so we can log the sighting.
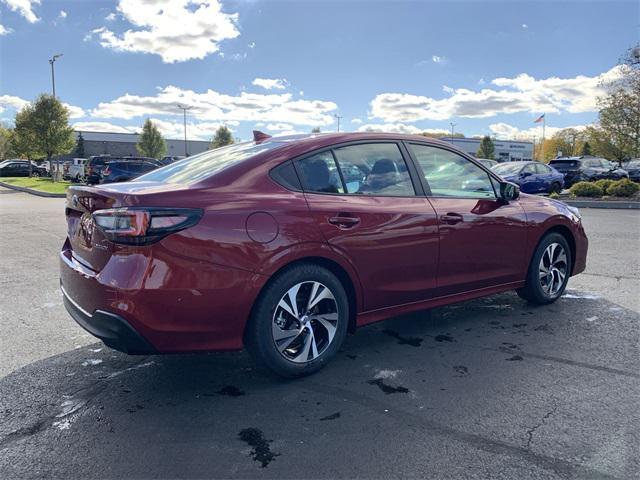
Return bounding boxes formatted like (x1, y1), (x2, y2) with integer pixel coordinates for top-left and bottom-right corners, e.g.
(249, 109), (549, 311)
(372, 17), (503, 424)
(0, 0), (637, 141)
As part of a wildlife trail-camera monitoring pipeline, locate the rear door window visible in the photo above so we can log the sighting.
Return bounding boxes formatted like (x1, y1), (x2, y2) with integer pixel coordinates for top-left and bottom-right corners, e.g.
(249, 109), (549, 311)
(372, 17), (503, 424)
(332, 143), (415, 196)
(296, 151), (344, 194)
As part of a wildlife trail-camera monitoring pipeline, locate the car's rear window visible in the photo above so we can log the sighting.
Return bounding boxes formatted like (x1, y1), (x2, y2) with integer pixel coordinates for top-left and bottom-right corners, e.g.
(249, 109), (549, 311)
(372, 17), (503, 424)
(135, 142), (282, 185)
(549, 160), (580, 168)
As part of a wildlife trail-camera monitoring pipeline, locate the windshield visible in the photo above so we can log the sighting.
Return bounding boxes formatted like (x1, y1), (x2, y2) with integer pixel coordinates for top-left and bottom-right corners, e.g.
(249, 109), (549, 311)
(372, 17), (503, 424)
(135, 142), (282, 185)
(492, 163), (523, 175)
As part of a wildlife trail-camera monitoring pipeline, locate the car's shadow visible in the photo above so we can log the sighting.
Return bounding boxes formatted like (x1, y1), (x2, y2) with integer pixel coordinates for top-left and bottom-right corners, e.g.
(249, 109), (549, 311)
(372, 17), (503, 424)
(1, 290), (638, 479)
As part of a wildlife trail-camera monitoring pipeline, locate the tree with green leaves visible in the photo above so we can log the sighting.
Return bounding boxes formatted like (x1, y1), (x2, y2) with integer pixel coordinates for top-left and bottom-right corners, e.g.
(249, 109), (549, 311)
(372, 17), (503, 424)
(12, 103), (46, 176)
(27, 94), (75, 180)
(311, 127), (321, 133)
(75, 132), (86, 157)
(594, 45), (640, 163)
(580, 141), (592, 156)
(210, 126), (234, 149)
(136, 119), (167, 159)
(476, 135), (495, 159)
(0, 124), (12, 161)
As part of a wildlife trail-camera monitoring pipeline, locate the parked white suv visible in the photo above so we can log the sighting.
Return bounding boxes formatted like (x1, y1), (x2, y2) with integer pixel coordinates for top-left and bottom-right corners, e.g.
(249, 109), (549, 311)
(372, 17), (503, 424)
(63, 158), (87, 182)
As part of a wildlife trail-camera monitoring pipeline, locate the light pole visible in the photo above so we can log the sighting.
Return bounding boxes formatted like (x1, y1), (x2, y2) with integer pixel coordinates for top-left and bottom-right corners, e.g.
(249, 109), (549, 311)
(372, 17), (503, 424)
(177, 105), (192, 156)
(334, 113), (343, 132)
(449, 122), (456, 142)
(49, 53), (63, 98)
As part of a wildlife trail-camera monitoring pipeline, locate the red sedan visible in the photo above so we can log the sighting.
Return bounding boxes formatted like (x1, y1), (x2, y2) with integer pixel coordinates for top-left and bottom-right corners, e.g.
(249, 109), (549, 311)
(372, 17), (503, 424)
(60, 132), (588, 377)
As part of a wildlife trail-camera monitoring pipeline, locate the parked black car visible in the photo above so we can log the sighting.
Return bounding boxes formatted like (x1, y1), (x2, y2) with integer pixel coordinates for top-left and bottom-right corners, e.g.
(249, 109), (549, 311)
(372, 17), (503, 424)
(99, 159), (163, 184)
(0, 160), (47, 177)
(549, 156), (628, 187)
(622, 159), (640, 182)
(85, 156), (158, 184)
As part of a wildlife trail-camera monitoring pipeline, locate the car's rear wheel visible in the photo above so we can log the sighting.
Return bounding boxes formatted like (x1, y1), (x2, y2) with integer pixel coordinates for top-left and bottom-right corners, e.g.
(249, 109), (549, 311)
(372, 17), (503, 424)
(550, 182), (562, 194)
(246, 264), (349, 378)
(32, 171), (40, 178)
(517, 232), (572, 304)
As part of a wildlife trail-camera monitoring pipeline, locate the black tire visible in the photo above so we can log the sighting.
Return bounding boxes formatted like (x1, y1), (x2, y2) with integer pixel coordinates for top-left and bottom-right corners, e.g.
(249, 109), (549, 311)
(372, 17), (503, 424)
(31, 171), (40, 178)
(517, 232), (572, 305)
(245, 263), (349, 378)
(550, 182), (562, 194)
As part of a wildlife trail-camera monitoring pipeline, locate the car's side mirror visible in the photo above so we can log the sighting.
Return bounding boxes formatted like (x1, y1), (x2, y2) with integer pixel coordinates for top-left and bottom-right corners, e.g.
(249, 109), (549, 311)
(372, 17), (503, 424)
(500, 181), (520, 202)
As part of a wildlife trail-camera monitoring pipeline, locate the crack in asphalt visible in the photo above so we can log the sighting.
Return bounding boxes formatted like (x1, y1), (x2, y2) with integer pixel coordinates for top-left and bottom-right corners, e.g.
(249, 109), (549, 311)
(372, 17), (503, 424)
(0, 357), (153, 450)
(304, 381), (618, 479)
(525, 404), (558, 450)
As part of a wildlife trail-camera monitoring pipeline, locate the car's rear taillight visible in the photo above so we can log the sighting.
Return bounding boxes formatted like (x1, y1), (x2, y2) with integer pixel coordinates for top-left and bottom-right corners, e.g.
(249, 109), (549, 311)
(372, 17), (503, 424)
(92, 207), (203, 245)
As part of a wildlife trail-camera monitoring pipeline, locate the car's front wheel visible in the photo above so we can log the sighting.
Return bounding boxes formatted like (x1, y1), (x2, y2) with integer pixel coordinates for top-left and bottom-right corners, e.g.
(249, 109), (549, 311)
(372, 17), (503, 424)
(550, 182), (562, 194)
(246, 264), (349, 377)
(517, 232), (572, 304)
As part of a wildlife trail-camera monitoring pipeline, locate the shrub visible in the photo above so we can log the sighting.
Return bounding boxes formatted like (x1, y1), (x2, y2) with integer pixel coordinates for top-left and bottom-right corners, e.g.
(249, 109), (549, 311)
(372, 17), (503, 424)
(569, 181), (603, 198)
(549, 192), (560, 199)
(607, 178), (640, 197)
(594, 179), (615, 195)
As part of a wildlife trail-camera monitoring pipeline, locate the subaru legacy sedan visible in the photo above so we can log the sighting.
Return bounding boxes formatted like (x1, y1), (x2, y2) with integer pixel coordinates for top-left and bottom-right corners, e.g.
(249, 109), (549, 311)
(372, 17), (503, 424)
(492, 161), (565, 194)
(60, 133), (587, 377)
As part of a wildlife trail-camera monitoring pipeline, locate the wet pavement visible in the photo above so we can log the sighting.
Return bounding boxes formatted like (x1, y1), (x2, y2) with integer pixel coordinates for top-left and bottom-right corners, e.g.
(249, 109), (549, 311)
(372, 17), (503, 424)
(1, 188), (639, 478)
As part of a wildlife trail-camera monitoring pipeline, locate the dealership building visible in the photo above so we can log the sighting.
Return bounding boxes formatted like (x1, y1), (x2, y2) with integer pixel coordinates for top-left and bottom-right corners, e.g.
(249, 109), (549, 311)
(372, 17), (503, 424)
(439, 137), (533, 162)
(62, 131), (212, 160)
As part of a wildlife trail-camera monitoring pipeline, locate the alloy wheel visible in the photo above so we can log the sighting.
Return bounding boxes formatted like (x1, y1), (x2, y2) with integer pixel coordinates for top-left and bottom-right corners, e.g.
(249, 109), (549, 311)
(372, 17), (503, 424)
(538, 242), (568, 296)
(271, 281), (339, 363)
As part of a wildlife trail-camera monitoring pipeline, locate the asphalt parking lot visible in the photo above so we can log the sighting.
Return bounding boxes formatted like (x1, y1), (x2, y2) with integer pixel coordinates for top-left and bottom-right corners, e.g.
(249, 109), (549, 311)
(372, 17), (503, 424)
(1, 187), (639, 479)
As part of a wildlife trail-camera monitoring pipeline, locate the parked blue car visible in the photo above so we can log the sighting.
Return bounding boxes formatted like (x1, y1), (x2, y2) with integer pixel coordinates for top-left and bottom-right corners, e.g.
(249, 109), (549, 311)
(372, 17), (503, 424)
(492, 161), (565, 194)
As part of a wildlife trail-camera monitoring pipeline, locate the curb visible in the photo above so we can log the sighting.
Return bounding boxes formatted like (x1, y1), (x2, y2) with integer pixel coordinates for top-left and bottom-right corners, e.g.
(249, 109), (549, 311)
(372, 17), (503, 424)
(561, 199), (640, 209)
(0, 181), (67, 198)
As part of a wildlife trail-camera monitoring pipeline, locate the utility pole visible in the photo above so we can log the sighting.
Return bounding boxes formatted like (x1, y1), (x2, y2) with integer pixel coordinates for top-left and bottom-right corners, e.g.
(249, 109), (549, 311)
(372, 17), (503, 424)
(449, 122), (456, 142)
(177, 105), (192, 156)
(49, 53), (63, 98)
(334, 113), (343, 132)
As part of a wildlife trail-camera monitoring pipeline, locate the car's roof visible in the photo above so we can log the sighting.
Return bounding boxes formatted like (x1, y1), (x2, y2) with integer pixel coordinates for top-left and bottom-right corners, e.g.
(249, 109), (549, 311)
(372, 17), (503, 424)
(255, 131), (459, 151)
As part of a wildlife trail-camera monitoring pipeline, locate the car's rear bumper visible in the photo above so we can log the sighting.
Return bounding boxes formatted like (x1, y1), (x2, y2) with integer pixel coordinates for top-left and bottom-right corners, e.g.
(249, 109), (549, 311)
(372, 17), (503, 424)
(59, 237), (266, 354)
(62, 284), (156, 354)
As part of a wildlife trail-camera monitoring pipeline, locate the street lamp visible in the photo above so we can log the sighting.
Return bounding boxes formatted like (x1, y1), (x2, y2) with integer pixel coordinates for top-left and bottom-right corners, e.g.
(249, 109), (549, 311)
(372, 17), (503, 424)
(449, 122), (456, 142)
(177, 104), (192, 157)
(49, 53), (63, 98)
(334, 113), (343, 133)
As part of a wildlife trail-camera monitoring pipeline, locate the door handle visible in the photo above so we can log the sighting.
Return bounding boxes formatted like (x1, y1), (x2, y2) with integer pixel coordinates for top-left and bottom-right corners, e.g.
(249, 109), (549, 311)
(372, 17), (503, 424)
(328, 215), (360, 229)
(440, 213), (463, 225)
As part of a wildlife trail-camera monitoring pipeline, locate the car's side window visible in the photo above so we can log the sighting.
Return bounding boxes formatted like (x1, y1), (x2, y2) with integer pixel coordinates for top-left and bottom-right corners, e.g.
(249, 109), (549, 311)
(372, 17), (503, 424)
(332, 143), (415, 196)
(523, 164), (537, 174)
(296, 151), (344, 194)
(535, 163), (549, 174)
(408, 144), (496, 199)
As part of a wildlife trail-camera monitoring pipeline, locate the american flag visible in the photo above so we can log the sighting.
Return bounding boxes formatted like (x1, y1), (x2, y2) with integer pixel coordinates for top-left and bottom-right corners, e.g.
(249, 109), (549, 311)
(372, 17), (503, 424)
(534, 113), (545, 123)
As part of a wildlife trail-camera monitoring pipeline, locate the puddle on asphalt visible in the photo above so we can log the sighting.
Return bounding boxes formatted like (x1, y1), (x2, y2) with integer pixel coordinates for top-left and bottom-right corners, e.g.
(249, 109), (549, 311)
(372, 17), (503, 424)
(238, 427), (280, 468)
(367, 378), (410, 394)
(434, 334), (454, 342)
(382, 329), (423, 347)
(319, 412), (341, 421)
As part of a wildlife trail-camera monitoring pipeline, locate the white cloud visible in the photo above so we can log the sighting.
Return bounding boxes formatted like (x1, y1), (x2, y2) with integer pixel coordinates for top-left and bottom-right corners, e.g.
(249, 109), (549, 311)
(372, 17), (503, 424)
(356, 123), (446, 135)
(489, 122), (589, 140)
(63, 103), (85, 119)
(2, 0), (40, 23)
(0, 23), (12, 35)
(72, 121), (138, 134)
(248, 41), (255, 49)
(266, 123), (293, 131)
(522, 23), (528, 29)
(351, 118), (363, 124)
(59, 10), (67, 19)
(432, 55), (445, 63)
(105, 12), (117, 21)
(91, 0), (240, 63)
(370, 66), (625, 122)
(252, 78), (288, 90)
(0, 94), (84, 118)
(0, 94), (29, 113)
(90, 85), (338, 127)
